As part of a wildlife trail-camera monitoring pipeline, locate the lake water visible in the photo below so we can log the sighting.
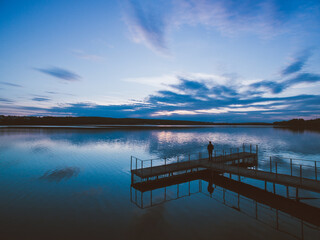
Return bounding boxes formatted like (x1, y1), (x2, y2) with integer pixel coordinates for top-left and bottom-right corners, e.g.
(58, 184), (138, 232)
(1, 126), (320, 240)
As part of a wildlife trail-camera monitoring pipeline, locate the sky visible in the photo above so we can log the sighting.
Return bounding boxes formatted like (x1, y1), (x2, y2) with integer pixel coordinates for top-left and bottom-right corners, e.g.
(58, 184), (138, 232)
(1, 0), (320, 122)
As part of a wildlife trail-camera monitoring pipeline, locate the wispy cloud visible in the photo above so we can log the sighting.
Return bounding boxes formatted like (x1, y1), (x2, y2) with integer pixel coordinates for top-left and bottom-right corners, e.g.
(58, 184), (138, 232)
(39, 167), (80, 182)
(124, 0), (169, 54)
(0, 97), (13, 103)
(4, 48), (320, 122)
(281, 48), (313, 76)
(32, 97), (51, 102)
(36, 67), (81, 81)
(251, 49), (320, 94)
(4, 74), (319, 122)
(71, 50), (105, 62)
(0, 81), (22, 87)
(123, 0), (319, 54)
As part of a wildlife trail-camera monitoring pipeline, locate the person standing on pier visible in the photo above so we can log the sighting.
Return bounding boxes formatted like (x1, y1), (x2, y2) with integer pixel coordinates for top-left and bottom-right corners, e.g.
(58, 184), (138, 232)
(207, 141), (214, 161)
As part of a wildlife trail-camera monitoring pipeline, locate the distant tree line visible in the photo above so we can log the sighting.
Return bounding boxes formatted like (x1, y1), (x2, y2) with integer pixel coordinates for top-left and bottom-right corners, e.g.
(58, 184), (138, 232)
(274, 118), (320, 130)
(0, 115), (215, 125)
(0, 115), (272, 126)
(6, 116), (319, 127)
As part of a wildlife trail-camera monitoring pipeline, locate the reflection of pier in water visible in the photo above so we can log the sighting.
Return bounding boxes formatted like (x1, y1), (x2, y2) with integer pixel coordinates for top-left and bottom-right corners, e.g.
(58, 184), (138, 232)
(130, 144), (320, 240)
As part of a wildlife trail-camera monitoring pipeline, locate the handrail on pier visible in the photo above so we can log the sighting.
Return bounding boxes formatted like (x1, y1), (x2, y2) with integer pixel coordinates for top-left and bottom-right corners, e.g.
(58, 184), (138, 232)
(131, 143), (258, 171)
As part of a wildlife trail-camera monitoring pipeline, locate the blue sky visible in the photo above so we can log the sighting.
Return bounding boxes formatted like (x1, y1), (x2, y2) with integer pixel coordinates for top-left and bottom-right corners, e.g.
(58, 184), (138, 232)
(1, 0), (320, 122)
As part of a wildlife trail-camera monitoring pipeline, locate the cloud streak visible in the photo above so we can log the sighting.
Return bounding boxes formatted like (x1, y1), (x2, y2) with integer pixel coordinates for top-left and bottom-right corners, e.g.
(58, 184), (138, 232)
(4, 76), (319, 122)
(0, 97), (13, 103)
(124, 0), (319, 54)
(0, 81), (22, 87)
(125, 0), (169, 54)
(281, 49), (313, 76)
(3, 49), (320, 122)
(32, 97), (51, 102)
(36, 67), (81, 81)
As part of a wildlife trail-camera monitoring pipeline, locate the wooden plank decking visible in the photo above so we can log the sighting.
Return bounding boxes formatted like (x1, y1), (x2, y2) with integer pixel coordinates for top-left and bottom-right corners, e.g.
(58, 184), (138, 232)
(203, 162), (320, 193)
(131, 151), (320, 193)
(131, 151), (256, 179)
(131, 172), (320, 227)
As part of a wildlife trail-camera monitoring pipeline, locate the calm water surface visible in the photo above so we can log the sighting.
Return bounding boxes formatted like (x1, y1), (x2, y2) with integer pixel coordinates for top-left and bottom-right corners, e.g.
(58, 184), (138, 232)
(1, 126), (320, 240)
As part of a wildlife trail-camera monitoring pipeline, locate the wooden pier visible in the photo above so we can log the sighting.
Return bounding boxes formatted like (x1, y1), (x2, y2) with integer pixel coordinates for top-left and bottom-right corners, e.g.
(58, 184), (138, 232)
(131, 151), (257, 179)
(131, 170), (320, 227)
(131, 144), (320, 193)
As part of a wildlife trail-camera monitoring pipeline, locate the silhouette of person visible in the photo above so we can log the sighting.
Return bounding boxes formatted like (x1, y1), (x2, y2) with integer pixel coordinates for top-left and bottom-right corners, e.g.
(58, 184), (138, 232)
(207, 141), (214, 161)
(207, 178), (215, 197)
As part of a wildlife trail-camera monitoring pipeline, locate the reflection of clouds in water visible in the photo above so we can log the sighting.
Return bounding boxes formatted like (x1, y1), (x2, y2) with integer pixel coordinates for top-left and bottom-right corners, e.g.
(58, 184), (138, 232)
(2, 127), (320, 161)
(149, 127), (319, 160)
(31, 145), (50, 154)
(73, 187), (103, 197)
(130, 204), (173, 240)
(39, 167), (80, 182)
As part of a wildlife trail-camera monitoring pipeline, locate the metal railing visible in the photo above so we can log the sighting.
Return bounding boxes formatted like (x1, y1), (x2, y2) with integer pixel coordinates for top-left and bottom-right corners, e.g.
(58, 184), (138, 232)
(130, 143), (258, 171)
(257, 157), (320, 181)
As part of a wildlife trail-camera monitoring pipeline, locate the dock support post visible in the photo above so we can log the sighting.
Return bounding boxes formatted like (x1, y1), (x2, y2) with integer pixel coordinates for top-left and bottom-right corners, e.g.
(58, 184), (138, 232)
(270, 157), (272, 173)
(265, 181), (267, 191)
(315, 161), (317, 181)
(296, 187), (299, 202)
(300, 165), (302, 185)
(255, 201), (258, 219)
(242, 143), (245, 152)
(273, 183), (276, 194)
(237, 157), (240, 178)
(237, 193), (240, 209)
(141, 192), (143, 208)
(164, 187), (167, 200)
(276, 209), (279, 230)
(286, 186), (289, 198)
(237, 148), (239, 159)
(164, 158), (167, 175)
(250, 144), (252, 153)
(290, 159), (292, 176)
(301, 220), (304, 240)
(275, 162), (278, 178)
(130, 156), (132, 171)
(135, 189), (137, 203)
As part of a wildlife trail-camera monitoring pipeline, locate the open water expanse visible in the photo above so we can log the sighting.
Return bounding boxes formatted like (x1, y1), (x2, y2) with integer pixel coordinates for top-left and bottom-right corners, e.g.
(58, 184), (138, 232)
(1, 126), (320, 240)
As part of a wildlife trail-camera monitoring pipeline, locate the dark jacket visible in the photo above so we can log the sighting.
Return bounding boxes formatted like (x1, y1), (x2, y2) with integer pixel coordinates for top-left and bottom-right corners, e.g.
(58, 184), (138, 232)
(207, 143), (214, 152)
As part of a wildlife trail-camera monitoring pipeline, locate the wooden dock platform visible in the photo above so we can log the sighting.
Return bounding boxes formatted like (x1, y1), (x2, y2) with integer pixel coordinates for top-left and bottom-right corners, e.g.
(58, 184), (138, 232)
(203, 162), (320, 193)
(131, 147), (320, 193)
(131, 151), (257, 179)
(131, 171), (320, 227)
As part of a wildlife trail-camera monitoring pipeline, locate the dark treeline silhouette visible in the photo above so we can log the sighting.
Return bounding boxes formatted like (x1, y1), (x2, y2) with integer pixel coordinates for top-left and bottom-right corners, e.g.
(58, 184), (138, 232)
(1, 116), (319, 128)
(0, 115), (272, 126)
(274, 118), (320, 130)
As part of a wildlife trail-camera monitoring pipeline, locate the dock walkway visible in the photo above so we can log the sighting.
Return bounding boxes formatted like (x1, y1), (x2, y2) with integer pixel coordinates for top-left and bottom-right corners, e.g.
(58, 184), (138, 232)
(131, 145), (320, 193)
(132, 152), (256, 179)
